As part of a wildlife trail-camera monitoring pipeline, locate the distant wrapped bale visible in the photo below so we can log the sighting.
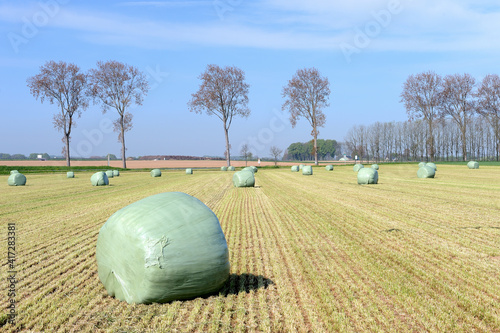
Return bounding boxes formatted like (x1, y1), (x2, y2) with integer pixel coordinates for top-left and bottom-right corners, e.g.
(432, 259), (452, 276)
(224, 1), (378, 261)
(325, 165), (334, 171)
(371, 164), (379, 170)
(186, 168), (193, 174)
(228, 166), (235, 171)
(299, 164), (305, 170)
(302, 165), (313, 175)
(417, 166), (435, 178)
(7, 173), (26, 186)
(242, 167), (254, 173)
(250, 166), (258, 173)
(96, 192), (230, 304)
(113, 170), (120, 177)
(151, 169), (162, 177)
(426, 162), (437, 171)
(10, 170), (19, 174)
(357, 168), (378, 185)
(232, 170), (255, 187)
(221, 166), (228, 171)
(91, 172), (109, 186)
(291, 165), (299, 172)
(67, 171), (75, 178)
(418, 162), (426, 168)
(106, 170), (114, 178)
(467, 161), (479, 169)
(353, 164), (364, 172)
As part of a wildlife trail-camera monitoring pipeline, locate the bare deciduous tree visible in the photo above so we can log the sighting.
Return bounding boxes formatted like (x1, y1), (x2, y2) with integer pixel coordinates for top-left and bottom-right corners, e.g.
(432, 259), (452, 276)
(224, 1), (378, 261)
(476, 74), (500, 161)
(439, 73), (476, 161)
(188, 64), (250, 167)
(282, 67), (331, 165)
(400, 71), (442, 161)
(240, 143), (250, 166)
(87, 60), (149, 168)
(27, 61), (88, 167)
(269, 146), (283, 166)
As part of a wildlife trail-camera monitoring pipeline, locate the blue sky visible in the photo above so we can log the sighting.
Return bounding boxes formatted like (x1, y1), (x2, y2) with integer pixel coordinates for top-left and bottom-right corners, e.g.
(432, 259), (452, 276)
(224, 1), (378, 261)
(1, 0), (500, 158)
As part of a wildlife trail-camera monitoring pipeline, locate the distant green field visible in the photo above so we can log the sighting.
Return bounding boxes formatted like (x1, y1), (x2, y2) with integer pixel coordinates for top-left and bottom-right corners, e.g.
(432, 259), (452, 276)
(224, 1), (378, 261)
(1, 165), (499, 332)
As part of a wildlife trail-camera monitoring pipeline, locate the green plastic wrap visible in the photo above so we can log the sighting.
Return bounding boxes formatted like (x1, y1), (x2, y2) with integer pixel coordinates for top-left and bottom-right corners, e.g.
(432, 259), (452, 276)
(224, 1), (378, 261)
(418, 162), (426, 168)
(353, 164), (364, 172)
(426, 162), (437, 171)
(67, 171), (75, 178)
(357, 168), (378, 185)
(299, 164), (305, 170)
(242, 167), (254, 173)
(7, 173), (26, 186)
(106, 170), (114, 178)
(302, 165), (313, 175)
(10, 170), (19, 174)
(96, 192), (230, 304)
(228, 166), (235, 171)
(325, 165), (333, 171)
(113, 170), (120, 177)
(250, 166), (258, 173)
(291, 165), (299, 172)
(221, 166), (228, 171)
(151, 169), (162, 177)
(417, 166), (435, 178)
(232, 170), (255, 187)
(186, 168), (193, 174)
(467, 161), (479, 169)
(371, 164), (379, 170)
(91, 172), (109, 186)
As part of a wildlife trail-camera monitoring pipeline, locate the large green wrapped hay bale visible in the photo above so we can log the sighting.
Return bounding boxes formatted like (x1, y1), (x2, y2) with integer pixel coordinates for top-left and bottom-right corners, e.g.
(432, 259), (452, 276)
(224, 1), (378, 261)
(325, 165), (334, 171)
(113, 170), (120, 177)
(91, 172), (109, 186)
(299, 164), (305, 170)
(426, 162), (437, 171)
(186, 168), (193, 174)
(353, 164), (364, 172)
(357, 168), (378, 185)
(106, 170), (114, 178)
(10, 170), (19, 175)
(242, 167), (255, 173)
(96, 192), (230, 304)
(232, 170), (255, 187)
(291, 165), (299, 172)
(7, 173), (26, 186)
(221, 166), (228, 171)
(228, 166), (235, 171)
(151, 169), (162, 177)
(250, 166), (258, 173)
(67, 171), (75, 178)
(417, 166), (435, 178)
(418, 162), (426, 168)
(467, 161), (479, 169)
(302, 165), (313, 175)
(371, 164), (379, 170)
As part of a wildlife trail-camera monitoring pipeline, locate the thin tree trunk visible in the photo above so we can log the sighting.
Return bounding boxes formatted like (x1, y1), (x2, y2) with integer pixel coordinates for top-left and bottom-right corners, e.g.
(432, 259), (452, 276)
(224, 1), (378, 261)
(313, 129), (318, 166)
(428, 121), (434, 162)
(65, 133), (71, 167)
(224, 123), (230, 167)
(121, 116), (127, 169)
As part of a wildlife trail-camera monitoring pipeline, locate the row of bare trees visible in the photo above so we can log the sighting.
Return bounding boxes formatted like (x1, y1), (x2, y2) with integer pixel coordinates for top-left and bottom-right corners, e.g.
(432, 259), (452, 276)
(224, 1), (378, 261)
(344, 116), (500, 162)
(400, 71), (500, 161)
(27, 60), (149, 168)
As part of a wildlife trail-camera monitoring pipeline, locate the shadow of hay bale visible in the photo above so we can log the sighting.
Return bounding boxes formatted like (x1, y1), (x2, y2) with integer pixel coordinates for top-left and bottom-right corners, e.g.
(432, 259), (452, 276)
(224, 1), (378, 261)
(218, 273), (274, 296)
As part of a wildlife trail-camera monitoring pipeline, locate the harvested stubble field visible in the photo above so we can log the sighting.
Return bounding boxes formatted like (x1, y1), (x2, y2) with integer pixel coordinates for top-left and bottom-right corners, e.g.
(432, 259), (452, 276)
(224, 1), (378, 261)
(1, 164), (500, 332)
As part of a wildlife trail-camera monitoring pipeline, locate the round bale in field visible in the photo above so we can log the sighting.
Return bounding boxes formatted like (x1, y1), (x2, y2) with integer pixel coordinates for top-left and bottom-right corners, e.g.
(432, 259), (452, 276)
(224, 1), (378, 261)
(291, 165), (299, 172)
(418, 162), (426, 168)
(10, 170), (19, 174)
(299, 164), (305, 170)
(221, 166), (228, 171)
(232, 170), (255, 187)
(8, 173), (26, 186)
(242, 166), (254, 173)
(250, 166), (258, 173)
(106, 170), (114, 178)
(302, 165), (313, 175)
(228, 166), (235, 171)
(67, 171), (75, 178)
(417, 166), (435, 178)
(371, 164), (379, 170)
(358, 168), (378, 185)
(91, 171), (109, 186)
(426, 162), (437, 171)
(113, 170), (120, 177)
(353, 164), (364, 172)
(96, 192), (230, 304)
(186, 168), (193, 174)
(325, 165), (334, 171)
(151, 169), (162, 177)
(467, 161), (479, 169)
